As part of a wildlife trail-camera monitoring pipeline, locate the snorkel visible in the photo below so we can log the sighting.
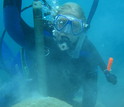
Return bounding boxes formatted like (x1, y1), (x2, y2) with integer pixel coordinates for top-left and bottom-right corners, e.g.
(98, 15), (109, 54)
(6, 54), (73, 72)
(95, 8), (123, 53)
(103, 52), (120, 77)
(71, 0), (99, 58)
(87, 0), (99, 27)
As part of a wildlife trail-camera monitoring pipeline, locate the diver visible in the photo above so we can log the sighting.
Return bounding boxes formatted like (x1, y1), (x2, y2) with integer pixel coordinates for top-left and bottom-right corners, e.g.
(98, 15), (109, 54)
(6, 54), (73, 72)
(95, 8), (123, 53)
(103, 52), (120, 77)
(1, 0), (117, 107)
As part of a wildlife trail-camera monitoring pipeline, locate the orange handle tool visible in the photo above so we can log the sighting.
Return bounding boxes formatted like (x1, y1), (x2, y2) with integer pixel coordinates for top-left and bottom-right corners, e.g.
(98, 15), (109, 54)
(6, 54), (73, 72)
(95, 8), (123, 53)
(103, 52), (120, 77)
(107, 57), (113, 71)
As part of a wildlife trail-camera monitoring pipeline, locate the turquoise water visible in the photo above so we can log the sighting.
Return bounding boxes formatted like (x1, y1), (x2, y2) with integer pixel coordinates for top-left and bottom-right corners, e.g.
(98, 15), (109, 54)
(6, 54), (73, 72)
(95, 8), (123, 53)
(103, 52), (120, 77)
(0, 0), (124, 107)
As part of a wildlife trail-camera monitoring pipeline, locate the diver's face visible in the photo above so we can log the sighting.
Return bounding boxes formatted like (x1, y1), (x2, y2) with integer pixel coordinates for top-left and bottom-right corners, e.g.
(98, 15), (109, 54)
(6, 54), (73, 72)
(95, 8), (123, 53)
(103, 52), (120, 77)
(53, 30), (78, 51)
(53, 15), (83, 51)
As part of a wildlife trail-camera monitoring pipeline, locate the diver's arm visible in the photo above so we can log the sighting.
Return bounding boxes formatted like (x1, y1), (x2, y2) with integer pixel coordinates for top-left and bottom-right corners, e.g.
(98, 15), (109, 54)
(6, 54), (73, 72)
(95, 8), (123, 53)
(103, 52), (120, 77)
(92, 45), (107, 71)
(86, 40), (117, 84)
(3, 0), (34, 48)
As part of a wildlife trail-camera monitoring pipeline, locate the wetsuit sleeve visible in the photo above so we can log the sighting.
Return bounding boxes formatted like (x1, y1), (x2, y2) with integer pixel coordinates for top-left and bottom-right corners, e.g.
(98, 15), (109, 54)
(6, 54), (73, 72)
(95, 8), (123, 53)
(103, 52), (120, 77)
(83, 39), (107, 71)
(3, 0), (35, 49)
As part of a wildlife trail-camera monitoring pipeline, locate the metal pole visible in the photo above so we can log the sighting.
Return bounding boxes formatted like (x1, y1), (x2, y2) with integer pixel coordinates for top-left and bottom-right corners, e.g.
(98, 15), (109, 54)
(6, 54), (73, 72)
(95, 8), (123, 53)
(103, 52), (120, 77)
(33, 0), (47, 96)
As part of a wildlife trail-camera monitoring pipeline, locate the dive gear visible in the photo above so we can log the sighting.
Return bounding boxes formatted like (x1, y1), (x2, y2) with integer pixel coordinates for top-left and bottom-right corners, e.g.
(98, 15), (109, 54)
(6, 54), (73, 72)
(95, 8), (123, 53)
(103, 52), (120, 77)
(104, 69), (117, 85)
(104, 57), (117, 85)
(54, 15), (85, 36)
(42, 0), (52, 10)
(70, 0), (100, 58)
(87, 0), (99, 28)
(71, 33), (86, 58)
(0, 30), (6, 70)
(0, 4), (32, 71)
(107, 57), (113, 71)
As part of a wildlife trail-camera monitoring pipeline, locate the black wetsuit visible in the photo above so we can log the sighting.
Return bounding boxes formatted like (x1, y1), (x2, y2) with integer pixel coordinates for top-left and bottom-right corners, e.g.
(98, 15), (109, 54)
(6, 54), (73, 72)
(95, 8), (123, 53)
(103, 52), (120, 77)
(2, 0), (107, 107)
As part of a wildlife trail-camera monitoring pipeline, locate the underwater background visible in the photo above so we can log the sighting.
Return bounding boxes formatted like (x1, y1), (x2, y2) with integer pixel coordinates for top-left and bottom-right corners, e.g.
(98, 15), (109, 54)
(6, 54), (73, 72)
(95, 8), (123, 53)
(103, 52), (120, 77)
(0, 0), (124, 107)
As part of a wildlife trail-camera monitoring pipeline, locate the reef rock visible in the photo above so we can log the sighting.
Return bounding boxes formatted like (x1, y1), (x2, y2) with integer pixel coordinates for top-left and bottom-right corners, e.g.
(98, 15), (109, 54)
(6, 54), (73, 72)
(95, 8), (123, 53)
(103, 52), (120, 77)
(12, 97), (72, 107)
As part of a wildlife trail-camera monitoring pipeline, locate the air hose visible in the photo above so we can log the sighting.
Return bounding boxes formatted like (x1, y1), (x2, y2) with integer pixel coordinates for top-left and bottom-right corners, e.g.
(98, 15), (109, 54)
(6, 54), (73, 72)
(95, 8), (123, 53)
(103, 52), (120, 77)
(0, 5), (32, 71)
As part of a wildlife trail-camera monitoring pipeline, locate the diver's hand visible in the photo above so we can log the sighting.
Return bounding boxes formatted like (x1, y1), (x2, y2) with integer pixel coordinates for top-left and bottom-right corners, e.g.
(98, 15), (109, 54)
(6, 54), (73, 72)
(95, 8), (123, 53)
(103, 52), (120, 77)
(104, 70), (117, 85)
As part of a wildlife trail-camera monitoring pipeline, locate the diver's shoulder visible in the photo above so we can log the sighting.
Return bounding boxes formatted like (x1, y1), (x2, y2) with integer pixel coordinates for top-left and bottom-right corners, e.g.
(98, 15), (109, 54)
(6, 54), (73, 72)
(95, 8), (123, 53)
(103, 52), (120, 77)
(81, 37), (91, 49)
(79, 37), (95, 58)
(83, 37), (95, 49)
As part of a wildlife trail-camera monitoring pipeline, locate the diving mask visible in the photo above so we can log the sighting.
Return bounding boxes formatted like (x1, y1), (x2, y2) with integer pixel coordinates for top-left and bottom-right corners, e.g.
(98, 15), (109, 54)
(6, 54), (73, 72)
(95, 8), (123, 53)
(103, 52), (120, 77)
(54, 14), (86, 36)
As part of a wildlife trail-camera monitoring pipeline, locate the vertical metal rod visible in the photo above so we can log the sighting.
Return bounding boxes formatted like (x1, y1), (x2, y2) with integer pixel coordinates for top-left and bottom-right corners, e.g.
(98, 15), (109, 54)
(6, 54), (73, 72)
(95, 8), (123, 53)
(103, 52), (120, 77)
(33, 0), (47, 96)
